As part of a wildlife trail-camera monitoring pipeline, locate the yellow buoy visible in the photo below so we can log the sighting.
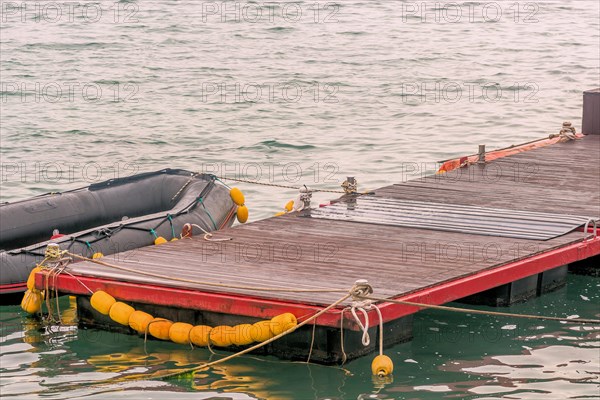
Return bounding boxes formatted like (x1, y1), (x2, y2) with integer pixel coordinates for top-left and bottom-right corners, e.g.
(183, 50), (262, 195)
(90, 291), (116, 315)
(371, 354), (394, 376)
(128, 310), (154, 334)
(230, 187), (245, 206)
(109, 302), (135, 326)
(189, 325), (212, 347)
(209, 325), (235, 347)
(236, 205), (249, 223)
(21, 289), (43, 314)
(231, 324), (254, 346)
(250, 320), (275, 342)
(26, 266), (42, 291)
(270, 313), (297, 336)
(169, 322), (194, 345)
(170, 238), (178, 241)
(154, 236), (168, 245)
(92, 252), (104, 259)
(285, 200), (294, 212)
(274, 211), (286, 217)
(148, 318), (173, 340)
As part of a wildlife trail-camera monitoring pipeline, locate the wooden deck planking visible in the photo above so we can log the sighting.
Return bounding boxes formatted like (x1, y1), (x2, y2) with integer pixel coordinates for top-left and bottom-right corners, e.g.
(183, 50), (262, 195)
(376, 184), (598, 216)
(69, 218), (584, 305)
(376, 135), (600, 216)
(62, 135), (599, 307)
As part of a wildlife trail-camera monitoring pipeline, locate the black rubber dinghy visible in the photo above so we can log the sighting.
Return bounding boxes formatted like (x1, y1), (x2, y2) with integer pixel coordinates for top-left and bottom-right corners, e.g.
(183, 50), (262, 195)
(0, 169), (237, 303)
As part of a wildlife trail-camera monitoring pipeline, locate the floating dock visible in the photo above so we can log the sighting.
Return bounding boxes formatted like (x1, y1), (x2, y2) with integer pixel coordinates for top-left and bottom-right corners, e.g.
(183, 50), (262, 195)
(35, 92), (600, 364)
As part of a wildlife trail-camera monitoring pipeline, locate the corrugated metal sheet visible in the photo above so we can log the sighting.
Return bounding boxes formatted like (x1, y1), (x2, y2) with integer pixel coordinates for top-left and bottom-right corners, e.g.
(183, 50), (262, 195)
(308, 196), (597, 240)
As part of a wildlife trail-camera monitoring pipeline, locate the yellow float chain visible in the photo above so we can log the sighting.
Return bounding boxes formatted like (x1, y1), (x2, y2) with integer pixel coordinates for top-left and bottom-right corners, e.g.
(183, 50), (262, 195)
(90, 290), (298, 349)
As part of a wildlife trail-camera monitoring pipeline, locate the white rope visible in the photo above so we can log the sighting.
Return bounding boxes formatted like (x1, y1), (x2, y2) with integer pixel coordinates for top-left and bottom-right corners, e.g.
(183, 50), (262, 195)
(340, 310), (347, 365)
(350, 302), (371, 346)
(61, 269), (94, 294)
(190, 223), (232, 242)
(306, 319), (317, 363)
(339, 279), (383, 364)
(347, 300), (383, 354)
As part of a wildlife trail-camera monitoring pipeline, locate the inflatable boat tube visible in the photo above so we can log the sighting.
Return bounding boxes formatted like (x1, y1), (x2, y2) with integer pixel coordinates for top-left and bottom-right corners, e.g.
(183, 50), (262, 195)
(0, 169), (236, 303)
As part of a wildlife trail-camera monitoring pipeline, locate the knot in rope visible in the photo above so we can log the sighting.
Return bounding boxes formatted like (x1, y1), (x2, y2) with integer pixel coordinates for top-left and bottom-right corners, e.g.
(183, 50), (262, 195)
(341, 177), (358, 194)
(550, 121), (579, 142)
(45, 243), (67, 261)
(350, 279), (373, 301)
(346, 279), (381, 348)
(292, 185), (313, 211)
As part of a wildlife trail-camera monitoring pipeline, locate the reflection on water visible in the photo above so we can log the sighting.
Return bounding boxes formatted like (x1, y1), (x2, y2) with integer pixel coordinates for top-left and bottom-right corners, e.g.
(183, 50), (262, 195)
(462, 345), (599, 398)
(429, 345), (600, 399)
(387, 275), (600, 400)
(1, 275), (598, 398)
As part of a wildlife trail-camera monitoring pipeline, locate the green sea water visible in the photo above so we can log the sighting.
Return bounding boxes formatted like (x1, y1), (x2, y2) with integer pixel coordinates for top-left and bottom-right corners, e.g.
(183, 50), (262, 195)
(1, 0), (599, 398)
(1, 274), (598, 398)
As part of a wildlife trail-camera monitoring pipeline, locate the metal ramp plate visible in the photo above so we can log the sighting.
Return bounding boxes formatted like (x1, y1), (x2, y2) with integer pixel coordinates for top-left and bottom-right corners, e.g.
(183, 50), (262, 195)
(308, 196), (597, 241)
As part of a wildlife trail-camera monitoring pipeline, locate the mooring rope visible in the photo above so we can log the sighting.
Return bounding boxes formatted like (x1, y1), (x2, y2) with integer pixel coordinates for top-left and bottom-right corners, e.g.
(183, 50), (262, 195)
(218, 206), (237, 230)
(39, 257), (73, 323)
(357, 295), (600, 325)
(26, 264), (599, 398)
(211, 175), (348, 194)
(149, 289), (352, 381)
(34, 287), (354, 394)
(351, 306), (371, 346)
(39, 246), (600, 320)
(61, 269), (94, 295)
(306, 319), (317, 363)
(64, 252), (350, 293)
(170, 172), (198, 202)
(190, 223), (232, 242)
(339, 280), (385, 365)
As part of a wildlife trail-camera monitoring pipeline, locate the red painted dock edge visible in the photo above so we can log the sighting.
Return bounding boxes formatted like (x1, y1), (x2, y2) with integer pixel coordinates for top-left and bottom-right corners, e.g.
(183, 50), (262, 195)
(0, 282), (27, 292)
(37, 236), (600, 331)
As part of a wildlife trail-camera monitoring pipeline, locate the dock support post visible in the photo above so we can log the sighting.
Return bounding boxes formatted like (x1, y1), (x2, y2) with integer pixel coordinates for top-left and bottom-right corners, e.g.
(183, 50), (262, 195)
(477, 145), (486, 164)
(582, 88), (600, 135)
(457, 274), (538, 307)
(506, 275), (538, 304)
(537, 265), (568, 295)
